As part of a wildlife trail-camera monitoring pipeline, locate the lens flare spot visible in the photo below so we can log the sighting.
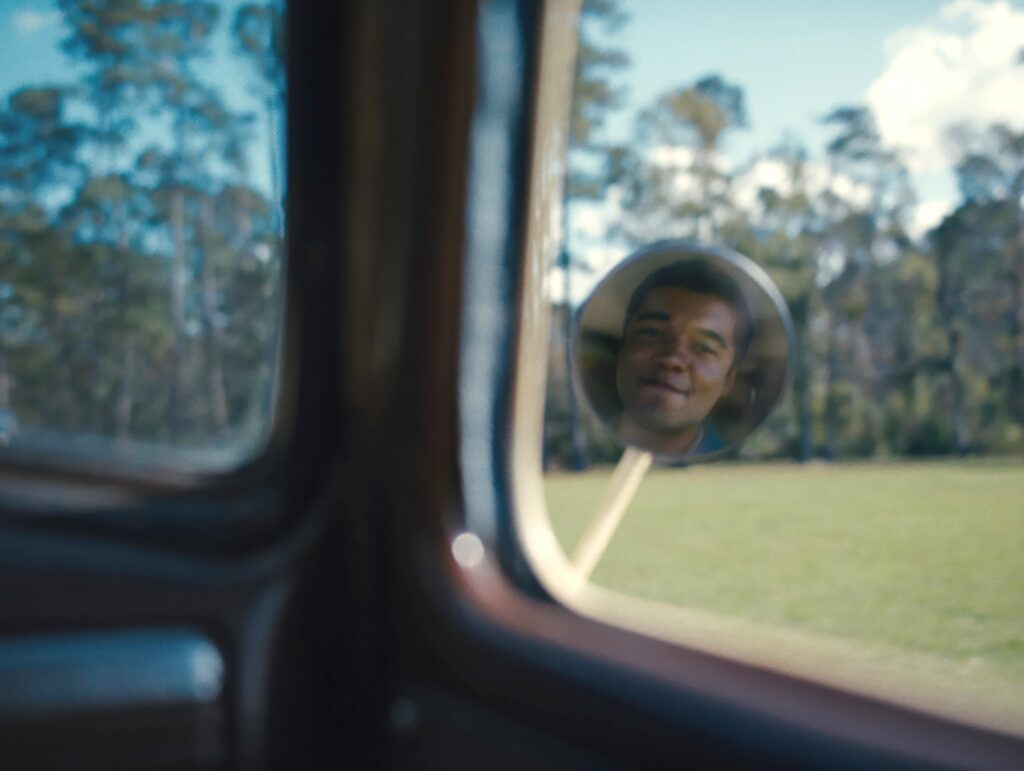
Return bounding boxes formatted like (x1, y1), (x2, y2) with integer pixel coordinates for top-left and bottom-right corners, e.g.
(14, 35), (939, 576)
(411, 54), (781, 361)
(452, 532), (485, 568)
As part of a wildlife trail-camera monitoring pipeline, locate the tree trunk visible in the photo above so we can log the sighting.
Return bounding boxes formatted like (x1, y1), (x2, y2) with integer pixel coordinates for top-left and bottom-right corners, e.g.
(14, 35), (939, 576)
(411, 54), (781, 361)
(115, 202), (134, 441)
(0, 355), (9, 412)
(947, 330), (969, 455)
(169, 188), (188, 440)
(561, 246), (587, 471)
(0, 354), (10, 446)
(559, 188), (586, 471)
(1005, 254), (1024, 422)
(116, 337), (135, 441)
(860, 268), (884, 455)
(793, 335), (814, 462)
(823, 321), (841, 461)
(936, 247), (968, 455)
(48, 270), (77, 431)
(1007, 173), (1024, 422)
(199, 198), (229, 437)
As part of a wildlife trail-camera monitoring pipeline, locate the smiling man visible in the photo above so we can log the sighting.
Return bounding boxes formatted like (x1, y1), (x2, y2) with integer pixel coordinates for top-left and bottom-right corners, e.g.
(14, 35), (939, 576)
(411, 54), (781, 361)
(616, 260), (753, 457)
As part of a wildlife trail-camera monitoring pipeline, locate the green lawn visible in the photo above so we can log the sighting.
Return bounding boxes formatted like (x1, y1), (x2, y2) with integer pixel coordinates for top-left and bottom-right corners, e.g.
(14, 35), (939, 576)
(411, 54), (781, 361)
(544, 459), (1024, 727)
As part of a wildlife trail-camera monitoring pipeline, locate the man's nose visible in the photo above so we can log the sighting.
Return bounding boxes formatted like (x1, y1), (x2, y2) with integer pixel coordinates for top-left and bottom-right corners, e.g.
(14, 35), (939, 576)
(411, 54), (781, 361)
(654, 340), (691, 369)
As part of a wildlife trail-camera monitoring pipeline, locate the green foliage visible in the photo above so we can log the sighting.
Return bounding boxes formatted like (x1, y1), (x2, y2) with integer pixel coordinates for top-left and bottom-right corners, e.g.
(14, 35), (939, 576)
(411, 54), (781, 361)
(639, 76), (746, 150)
(550, 65), (1023, 462)
(566, 0), (629, 202)
(609, 72), (748, 245)
(556, 1), (631, 470)
(570, 0), (629, 152)
(0, 0), (284, 452)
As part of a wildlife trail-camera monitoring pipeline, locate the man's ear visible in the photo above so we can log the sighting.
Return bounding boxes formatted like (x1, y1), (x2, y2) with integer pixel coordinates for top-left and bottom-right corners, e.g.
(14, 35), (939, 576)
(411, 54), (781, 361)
(723, 366), (736, 395)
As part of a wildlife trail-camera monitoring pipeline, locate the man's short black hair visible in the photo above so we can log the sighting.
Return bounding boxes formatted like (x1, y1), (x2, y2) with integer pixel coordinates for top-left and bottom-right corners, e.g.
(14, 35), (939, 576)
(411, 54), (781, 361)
(623, 259), (754, 362)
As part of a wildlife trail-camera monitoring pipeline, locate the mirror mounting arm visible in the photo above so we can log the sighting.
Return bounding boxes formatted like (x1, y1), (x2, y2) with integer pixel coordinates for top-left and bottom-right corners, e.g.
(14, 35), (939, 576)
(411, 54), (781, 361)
(570, 447), (653, 582)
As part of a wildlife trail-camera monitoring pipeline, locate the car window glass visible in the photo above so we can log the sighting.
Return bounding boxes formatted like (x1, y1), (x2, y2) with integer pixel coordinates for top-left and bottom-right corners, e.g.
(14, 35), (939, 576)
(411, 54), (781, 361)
(538, 0), (1024, 732)
(0, 0), (285, 471)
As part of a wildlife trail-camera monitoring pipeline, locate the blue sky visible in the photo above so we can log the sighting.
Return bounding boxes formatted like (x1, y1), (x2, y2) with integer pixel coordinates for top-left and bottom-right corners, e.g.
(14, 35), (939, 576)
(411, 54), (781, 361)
(607, 0), (951, 162)
(3, 0), (1022, 236)
(0, 0), (279, 196)
(563, 0), (1024, 298)
(572, 0), (1024, 244)
(1, 4), (73, 93)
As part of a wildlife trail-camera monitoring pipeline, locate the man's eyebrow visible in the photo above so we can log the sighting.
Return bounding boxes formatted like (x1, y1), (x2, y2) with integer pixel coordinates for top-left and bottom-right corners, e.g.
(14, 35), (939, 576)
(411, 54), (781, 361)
(697, 328), (730, 349)
(632, 311), (670, 323)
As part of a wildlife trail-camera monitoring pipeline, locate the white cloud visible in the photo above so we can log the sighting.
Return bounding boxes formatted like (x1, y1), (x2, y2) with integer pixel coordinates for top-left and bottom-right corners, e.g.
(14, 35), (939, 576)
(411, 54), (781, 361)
(570, 186), (624, 242)
(13, 10), (60, 36)
(546, 238), (627, 305)
(572, 200), (610, 241)
(645, 144), (732, 173)
(729, 162), (777, 215)
(908, 198), (954, 239)
(828, 174), (873, 209)
(645, 145), (696, 169)
(732, 157), (873, 219)
(553, 189), (631, 304)
(867, 0), (1024, 174)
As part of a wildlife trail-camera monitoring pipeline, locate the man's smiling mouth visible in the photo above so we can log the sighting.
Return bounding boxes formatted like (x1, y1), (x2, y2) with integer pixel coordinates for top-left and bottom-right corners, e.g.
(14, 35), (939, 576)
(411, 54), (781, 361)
(638, 377), (691, 396)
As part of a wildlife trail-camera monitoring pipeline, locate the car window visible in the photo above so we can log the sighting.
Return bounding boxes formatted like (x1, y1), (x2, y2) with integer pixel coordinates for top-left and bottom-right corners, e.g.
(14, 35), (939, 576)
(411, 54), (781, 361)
(0, 0), (285, 472)
(529, 0), (1024, 734)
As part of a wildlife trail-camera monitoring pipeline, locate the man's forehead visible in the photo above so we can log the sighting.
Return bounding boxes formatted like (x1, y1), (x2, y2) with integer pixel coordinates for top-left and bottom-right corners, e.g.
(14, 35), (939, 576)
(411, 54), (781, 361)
(634, 287), (738, 328)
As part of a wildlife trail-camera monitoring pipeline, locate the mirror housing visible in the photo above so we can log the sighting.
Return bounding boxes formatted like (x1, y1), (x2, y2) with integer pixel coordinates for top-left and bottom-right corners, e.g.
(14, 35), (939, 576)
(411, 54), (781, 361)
(573, 241), (793, 461)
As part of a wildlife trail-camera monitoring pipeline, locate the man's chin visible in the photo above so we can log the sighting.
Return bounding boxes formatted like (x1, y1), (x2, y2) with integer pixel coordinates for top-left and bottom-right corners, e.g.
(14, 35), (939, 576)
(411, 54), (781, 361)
(629, 391), (690, 416)
(627, 410), (701, 437)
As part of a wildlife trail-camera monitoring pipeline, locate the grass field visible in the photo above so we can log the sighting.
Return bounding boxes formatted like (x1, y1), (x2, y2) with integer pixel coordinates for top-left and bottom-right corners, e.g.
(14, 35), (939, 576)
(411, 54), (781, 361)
(544, 459), (1024, 727)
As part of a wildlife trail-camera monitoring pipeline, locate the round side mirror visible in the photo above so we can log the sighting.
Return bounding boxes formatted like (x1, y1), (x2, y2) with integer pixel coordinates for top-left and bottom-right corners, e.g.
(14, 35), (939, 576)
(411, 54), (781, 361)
(573, 241), (793, 462)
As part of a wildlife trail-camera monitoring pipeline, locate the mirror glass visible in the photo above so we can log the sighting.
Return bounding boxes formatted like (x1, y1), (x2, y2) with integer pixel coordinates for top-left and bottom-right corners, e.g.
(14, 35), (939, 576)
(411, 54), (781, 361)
(573, 241), (792, 461)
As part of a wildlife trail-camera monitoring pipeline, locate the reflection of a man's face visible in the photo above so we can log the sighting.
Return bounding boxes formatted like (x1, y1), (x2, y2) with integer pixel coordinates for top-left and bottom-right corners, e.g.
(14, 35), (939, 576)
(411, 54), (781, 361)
(616, 287), (738, 455)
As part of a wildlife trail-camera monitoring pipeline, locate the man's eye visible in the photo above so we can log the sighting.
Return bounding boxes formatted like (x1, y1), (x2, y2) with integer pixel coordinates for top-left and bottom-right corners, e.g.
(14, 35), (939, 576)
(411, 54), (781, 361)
(636, 327), (661, 339)
(695, 342), (718, 356)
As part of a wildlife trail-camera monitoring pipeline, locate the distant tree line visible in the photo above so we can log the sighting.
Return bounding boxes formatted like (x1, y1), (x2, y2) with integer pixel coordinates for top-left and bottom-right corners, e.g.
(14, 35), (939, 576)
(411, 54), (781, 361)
(0, 0), (283, 450)
(546, 5), (1024, 467)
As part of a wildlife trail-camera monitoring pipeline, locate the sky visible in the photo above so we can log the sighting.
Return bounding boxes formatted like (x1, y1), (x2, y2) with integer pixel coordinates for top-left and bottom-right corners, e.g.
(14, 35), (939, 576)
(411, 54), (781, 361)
(0, 0), (279, 197)
(2, 0), (1022, 251)
(609, 0), (953, 156)
(600, 0), (1024, 233)
(1, 5), (75, 98)
(555, 0), (1024, 298)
